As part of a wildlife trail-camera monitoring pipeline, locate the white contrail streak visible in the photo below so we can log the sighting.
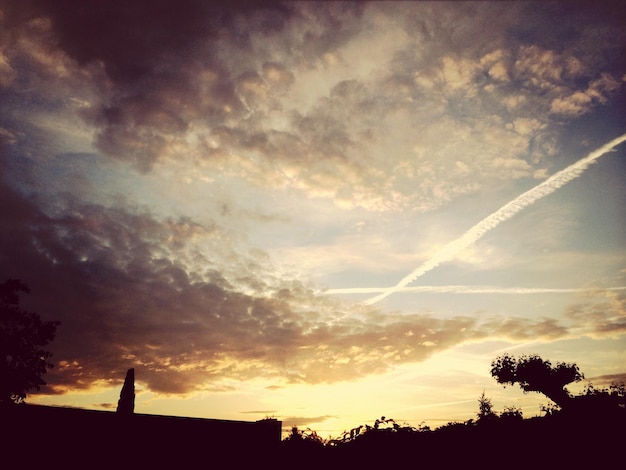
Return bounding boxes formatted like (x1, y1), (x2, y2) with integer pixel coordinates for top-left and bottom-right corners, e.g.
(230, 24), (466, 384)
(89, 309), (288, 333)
(362, 133), (626, 305)
(321, 286), (626, 295)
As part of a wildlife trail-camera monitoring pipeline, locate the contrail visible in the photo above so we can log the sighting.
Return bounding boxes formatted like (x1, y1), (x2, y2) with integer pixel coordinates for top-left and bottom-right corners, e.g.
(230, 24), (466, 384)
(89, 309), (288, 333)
(362, 133), (626, 305)
(322, 286), (626, 295)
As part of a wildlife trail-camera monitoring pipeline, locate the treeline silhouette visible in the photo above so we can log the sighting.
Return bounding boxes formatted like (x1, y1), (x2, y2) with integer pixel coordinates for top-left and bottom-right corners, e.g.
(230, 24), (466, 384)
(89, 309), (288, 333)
(281, 380), (625, 468)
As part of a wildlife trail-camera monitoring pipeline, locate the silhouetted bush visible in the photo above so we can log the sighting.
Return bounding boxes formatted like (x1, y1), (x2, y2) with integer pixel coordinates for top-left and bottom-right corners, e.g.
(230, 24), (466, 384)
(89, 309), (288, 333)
(499, 405), (523, 423)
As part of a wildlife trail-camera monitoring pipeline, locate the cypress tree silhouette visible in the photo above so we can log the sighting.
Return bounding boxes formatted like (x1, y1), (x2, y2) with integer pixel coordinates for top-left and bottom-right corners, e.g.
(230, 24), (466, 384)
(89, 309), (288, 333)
(116, 368), (135, 415)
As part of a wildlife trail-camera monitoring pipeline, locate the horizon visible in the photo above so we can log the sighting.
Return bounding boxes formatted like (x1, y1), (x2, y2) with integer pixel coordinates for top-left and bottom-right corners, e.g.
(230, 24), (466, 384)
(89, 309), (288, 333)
(1, 0), (625, 440)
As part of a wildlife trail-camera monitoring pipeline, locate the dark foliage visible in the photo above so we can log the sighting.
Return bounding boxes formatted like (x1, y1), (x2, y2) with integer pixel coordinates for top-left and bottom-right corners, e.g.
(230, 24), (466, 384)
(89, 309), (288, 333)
(0, 279), (60, 404)
(490, 353), (583, 409)
(279, 358), (624, 468)
(280, 408), (623, 469)
(574, 381), (626, 415)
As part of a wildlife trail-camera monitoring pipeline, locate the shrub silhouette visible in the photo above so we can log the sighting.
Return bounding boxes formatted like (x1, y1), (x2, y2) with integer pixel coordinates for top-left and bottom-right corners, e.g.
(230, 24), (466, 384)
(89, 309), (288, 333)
(283, 426), (326, 446)
(499, 405), (523, 423)
(575, 381), (626, 414)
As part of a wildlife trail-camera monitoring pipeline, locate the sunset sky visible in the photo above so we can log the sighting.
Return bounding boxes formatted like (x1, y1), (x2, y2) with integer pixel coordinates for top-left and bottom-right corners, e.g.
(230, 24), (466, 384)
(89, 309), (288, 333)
(1, 0), (625, 437)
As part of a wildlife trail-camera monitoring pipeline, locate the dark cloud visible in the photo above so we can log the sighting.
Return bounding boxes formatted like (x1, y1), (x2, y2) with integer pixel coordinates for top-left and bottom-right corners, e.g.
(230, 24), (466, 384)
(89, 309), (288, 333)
(98, 402), (116, 410)
(1, 0), (296, 170)
(586, 373), (626, 387)
(481, 315), (570, 341)
(7, 0), (292, 80)
(509, 1), (626, 75)
(281, 414), (337, 430)
(565, 291), (626, 336)
(0, 0), (370, 173)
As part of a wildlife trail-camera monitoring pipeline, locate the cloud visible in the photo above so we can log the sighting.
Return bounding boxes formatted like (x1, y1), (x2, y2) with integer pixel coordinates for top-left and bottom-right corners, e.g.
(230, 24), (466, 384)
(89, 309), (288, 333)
(586, 373), (626, 387)
(479, 316), (569, 342)
(240, 410), (277, 415)
(281, 414), (337, 430)
(565, 289), (626, 338)
(3, 0), (623, 212)
(2, 0), (294, 170)
(550, 73), (624, 116)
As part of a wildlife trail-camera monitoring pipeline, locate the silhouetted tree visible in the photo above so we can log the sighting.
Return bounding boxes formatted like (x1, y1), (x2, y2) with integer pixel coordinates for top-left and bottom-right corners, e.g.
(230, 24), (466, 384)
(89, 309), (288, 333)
(116, 368), (135, 415)
(0, 279), (60, 404)
(477, 391), (497, 424)
(490, 354), (583, 410)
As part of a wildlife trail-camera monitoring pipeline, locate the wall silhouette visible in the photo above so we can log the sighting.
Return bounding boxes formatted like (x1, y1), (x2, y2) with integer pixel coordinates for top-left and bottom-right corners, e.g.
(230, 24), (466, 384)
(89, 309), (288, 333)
(3, 403), (281, 466)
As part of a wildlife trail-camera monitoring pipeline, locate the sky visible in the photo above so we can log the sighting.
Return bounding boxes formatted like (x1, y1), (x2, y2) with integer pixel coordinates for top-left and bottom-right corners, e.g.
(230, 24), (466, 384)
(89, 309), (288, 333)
(1, 0), (625, 438)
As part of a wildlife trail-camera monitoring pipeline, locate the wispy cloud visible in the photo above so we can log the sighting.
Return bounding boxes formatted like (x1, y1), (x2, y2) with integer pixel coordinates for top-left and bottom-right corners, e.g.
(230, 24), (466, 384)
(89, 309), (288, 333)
(361, 133), (626, 305)
(323, 286), (626, 295)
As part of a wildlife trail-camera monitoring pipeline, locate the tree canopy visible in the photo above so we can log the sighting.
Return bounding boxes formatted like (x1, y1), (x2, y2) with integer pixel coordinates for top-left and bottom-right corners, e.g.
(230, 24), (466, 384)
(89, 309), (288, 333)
(490, 353), (583, 409)
(0, 279), (60, 404)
